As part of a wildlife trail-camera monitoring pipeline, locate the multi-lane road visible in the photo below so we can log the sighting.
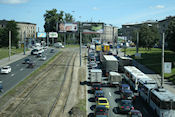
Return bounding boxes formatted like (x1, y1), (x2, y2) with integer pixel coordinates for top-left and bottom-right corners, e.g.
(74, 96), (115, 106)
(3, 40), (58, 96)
(0, 48), (59, 96)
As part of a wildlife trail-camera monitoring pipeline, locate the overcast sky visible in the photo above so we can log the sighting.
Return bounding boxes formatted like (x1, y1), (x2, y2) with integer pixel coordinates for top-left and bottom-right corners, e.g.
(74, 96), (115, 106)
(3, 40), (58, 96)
(0, 0), (175, 31)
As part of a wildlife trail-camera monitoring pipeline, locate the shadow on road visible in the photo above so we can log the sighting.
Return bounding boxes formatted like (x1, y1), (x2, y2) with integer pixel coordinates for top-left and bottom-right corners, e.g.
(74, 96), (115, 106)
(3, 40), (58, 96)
(90, 105), (96, 111)
(88, 97), (95, 102)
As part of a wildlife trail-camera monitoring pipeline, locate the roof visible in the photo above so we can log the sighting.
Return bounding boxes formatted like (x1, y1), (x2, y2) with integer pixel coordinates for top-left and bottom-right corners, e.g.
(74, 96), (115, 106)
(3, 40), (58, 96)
(109, 72), (120, 76)
(120, 56), (133, 60)
(0, 20), (36, 25)
(90, 69), (102, 73)
(139, 77), (156, 84)
(121, 84), (130, 87)
(152, 88), (175, 101)
(103, 55), (118, 61)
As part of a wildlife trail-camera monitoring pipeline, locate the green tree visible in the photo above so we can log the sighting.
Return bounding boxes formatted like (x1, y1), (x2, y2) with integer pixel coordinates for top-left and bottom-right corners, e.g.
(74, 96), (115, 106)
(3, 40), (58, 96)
(139, 24), (160, 50)
(166, 19), (175, 51)
(64, 13), (74, 22)
(44, 9), (59, 32)
(0, 20), (19, 48)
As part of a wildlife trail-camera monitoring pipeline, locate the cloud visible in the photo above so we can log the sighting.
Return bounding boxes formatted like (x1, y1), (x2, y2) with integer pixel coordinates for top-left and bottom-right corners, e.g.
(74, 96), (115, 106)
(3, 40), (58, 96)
(155, 5), (165, 9)
(92, 7), (99, 10)
(0, 0), (29, 4)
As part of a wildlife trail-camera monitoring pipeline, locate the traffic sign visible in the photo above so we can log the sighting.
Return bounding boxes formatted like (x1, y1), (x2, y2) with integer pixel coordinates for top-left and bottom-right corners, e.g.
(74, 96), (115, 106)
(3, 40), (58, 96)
(49, 32), (58, 38)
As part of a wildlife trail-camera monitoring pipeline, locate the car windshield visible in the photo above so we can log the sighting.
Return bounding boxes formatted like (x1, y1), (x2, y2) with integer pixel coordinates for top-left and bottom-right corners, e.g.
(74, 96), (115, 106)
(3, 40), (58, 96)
(96, 93), (104, 96)
(122, 100), (132, 105)
(2, 68), (8, 69)
(99, 100), (107, 103)
(96, 108), (107, 112)
(93, 84), (101, 88)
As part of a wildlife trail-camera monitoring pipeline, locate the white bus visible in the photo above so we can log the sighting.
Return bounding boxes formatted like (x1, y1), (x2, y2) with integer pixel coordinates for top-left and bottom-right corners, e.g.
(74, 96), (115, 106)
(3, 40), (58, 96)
(149, 88), (175, 117)
(138, 77), (157, 103)
(123, 66), (150, 91)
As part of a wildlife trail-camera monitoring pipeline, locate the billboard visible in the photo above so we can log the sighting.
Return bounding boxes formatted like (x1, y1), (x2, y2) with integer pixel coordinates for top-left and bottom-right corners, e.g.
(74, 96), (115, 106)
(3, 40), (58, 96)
(59, 23), (78, 32)
(37, 32), (46, 38)
(82, 23), (104, 34)
(49, 32), (58, 38)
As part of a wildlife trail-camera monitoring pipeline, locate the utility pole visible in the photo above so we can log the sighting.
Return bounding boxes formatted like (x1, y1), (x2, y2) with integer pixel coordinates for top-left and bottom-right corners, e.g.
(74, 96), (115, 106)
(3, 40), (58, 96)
(47, 32), (49, 46)
(112, 26), (115, 52)
(136, 32), (139, 54)
(161, 33), (165, 88)
(24, 31), (26, 55)
(79, 23), (82, 67)
(9, 31), (11, 61)
(64, 32), (66, 45)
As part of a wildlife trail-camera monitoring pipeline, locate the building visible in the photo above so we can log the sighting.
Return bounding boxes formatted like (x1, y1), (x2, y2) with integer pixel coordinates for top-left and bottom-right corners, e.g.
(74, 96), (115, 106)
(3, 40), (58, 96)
(100, 25), (118, 43)
(0, 20), (36, 44)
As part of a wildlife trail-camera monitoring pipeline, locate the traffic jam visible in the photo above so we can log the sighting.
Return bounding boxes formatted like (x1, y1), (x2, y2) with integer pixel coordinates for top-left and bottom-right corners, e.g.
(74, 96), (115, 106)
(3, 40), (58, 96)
(86, 43), (175, 117)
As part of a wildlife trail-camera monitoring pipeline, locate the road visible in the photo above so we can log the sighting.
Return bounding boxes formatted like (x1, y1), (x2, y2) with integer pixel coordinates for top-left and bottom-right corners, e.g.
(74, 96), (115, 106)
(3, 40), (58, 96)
(0, 47), (59, 96)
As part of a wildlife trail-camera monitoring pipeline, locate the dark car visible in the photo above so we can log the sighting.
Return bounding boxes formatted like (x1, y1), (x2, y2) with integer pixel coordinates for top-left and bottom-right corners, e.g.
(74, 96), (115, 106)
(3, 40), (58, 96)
(27, 62), (35, 68)
(95, 90), (104, 101)
(118, 100), (134, 113)
(129, 109), (142, 117)
(119, 84), (130, 93)
(95, 105), (108, 117)
(37, 53), (42, 57)
(120, 90), (135, 100)
(23, 58), (31, 64)
(50, 49), (55, 53)
(92, 83), (102, 92)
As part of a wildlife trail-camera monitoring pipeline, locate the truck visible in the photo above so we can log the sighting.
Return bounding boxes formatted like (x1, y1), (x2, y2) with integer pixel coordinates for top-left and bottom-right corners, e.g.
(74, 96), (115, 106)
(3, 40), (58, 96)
(109, 72), (122, 86)
(118, 56), (133, 72)
(90, 69), (102, 84)
(102, 55), (118, 76)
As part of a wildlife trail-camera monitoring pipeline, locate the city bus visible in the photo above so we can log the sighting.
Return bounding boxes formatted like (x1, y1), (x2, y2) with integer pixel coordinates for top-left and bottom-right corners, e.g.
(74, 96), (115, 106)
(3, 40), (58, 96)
(149, 88), (175, 117)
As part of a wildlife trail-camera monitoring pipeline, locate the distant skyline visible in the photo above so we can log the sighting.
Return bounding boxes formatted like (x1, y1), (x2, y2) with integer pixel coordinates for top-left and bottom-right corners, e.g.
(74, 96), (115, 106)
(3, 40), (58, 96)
(0, 0), (175, 31)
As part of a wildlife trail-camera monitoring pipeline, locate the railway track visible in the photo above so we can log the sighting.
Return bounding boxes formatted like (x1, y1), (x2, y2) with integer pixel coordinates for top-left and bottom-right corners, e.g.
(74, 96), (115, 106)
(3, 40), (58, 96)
(0, 49), (78, 117)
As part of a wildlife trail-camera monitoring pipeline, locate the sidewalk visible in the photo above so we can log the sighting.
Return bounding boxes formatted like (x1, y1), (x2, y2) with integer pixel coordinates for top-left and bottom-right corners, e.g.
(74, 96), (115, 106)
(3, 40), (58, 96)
(0, 50), (31, 67)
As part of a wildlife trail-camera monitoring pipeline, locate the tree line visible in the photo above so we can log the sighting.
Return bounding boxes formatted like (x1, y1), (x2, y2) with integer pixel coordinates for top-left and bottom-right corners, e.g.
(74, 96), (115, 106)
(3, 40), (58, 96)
(130, 19), (175, 51)
(0, 20), (19, 48)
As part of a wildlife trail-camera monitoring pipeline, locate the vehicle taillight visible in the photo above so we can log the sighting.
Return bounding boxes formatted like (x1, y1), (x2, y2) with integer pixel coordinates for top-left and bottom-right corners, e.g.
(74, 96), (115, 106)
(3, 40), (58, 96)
(126, 106), (129, 108)
(100, 109), (103, 111)
(96, 88), (98, 89)
(100, 88), (102, 90)
(132, 107), (134, 110)
(121, 106), (124, 108)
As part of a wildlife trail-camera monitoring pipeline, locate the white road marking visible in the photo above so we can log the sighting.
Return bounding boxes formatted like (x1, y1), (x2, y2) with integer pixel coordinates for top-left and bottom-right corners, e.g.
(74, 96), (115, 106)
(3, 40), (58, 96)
(11, 74), (14, 77)
(109, 92), (111, 96)
(20, 68), (24, 71)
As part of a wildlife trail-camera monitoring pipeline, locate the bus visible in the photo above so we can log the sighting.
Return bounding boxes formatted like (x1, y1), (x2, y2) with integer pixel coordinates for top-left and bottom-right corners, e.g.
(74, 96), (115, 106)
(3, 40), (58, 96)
(149, 88), (175, 117)
(123, 66), (150, 91)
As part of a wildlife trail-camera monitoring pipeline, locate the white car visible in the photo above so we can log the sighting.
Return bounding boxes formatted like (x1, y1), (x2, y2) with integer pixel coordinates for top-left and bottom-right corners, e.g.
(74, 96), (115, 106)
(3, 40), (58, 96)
(40, 56), (47, 61)
(1, 66), (11, 74)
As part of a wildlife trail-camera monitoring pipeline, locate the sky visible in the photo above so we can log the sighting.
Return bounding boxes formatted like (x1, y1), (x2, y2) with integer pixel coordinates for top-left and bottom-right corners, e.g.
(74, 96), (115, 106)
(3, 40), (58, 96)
(0, 0), (175, 31)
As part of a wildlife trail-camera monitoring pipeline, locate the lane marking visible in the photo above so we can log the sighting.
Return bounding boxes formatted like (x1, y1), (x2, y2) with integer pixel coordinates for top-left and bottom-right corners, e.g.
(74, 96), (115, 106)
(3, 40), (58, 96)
(11, 74), (14, 77)
(20, 68), (24, 71)
(109, 92), (111, 97)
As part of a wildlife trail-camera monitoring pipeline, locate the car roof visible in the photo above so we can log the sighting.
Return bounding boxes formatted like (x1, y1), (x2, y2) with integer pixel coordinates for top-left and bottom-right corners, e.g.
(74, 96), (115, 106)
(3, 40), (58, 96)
(95, 90), (104, 93)
(130, 109), (141, 113)
(123, 89), (132, 93)
(121, 84), (130, 87)
(98, 98), (108, 100)
(121, 100), (132, 102)
(2, 66), (10, 68)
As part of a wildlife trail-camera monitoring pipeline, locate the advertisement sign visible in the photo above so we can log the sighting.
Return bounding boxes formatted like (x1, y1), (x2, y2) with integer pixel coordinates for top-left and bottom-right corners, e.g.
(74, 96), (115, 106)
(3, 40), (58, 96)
(37, 32), (46, 38)
(59, 23), (78, 32)
(49, 32), (58, 38)
(82, 23), (104, 34)
(164, 62), (172, 73)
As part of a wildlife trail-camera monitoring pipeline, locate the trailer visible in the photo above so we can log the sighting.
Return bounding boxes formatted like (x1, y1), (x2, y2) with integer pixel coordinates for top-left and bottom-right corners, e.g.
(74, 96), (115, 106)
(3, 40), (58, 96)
(102, 55), (118, 76)
(109, 72), (122, 86)
(90, 69), (102, 83)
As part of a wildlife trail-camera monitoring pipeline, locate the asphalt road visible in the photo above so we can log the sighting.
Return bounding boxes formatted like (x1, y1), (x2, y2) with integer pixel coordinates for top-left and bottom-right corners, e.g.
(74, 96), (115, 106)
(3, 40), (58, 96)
(0, 47), (59, 96)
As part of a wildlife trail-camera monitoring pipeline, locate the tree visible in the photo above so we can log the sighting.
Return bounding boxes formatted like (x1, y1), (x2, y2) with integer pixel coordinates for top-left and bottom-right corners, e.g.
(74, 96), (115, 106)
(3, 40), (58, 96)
(166, 19), (175, 51)
(64, 13), (74, 23)
(44, 9), (59, 32)
(138, 24), (160, 50)
(0, 20), (19, 48)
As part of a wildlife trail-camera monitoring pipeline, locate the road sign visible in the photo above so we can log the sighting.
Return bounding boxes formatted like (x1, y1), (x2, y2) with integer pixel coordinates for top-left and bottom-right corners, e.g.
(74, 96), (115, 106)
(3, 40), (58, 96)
(164, 62), (172, 73)
(37, 32), (46, 38)
(49, 32), (58, 38)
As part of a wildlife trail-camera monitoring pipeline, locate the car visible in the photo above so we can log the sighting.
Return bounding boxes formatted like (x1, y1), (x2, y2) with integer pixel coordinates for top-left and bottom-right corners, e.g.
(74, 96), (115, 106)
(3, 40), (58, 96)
(27, 62), (35, 68)
(0, 81), (3, 92)
(92, 83), (102, 92)
(118, 100), (134, 113)
(1, 66), (11, 74)
(50, 49), (55, 53)
(95, 90), (104, 101)
(94, 105), (108, 116)
(89, 61), (97, 68)
(97, 98), (110, 109)
(40, 56), (47, 61)
(37, 53), (42, 57)
(129, 109), (142, 117)
(31, 49), (38, 55)
(23, 58), (31, 64)
(119, 84), (131, 93)
(120, 89), (135, 100)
